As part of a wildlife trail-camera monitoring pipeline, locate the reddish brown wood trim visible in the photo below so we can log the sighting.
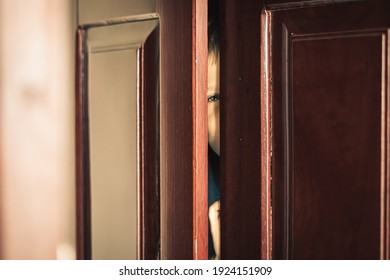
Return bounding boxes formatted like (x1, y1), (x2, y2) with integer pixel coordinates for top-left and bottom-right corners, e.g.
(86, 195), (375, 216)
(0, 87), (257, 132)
(192, 0), (208, 260)
(260, 9), (273, 260)
(384, 29), (390, 260)
(75, 27), (92, 260)
(139, 28), (161, 260)
(264, 0), (359, 10)
(138, 46), (143, 260)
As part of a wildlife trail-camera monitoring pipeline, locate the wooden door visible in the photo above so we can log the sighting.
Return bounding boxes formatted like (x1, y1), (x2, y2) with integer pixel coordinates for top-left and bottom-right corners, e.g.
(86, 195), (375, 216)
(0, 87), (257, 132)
(75, 0), (209, 260)
(159, 0), (265, 259)
(158, 0), (208, 259)
(159, 0), (266, 260)
(220, 0), (263, 259)
(262, 0), (390, 259)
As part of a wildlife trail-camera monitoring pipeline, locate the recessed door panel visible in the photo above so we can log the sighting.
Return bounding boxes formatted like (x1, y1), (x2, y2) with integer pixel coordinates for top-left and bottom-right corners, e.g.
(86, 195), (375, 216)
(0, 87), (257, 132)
(291, 33), (383, 259)
(262, 0), (390, 259)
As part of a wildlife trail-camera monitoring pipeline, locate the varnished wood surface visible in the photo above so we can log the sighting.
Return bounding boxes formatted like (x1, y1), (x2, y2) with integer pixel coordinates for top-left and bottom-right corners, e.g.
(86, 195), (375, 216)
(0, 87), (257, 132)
(265, 0), (390, 259)
(192, 0), (209, 260)
(291, 34), (382, 259)
(220, 0), (262, 259)
(158, 0), (208, 259)
(264, 0), (359, 8)
(260, 9), (273, 260)
(139, 28), (160, 260)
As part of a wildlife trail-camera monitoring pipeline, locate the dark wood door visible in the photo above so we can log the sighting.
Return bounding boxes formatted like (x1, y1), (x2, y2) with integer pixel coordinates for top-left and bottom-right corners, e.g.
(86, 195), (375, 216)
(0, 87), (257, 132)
(262, 0), (390, 259)
(158, 0), (208, 260)
(158, 0), (265, 260)
(159, 0), (264, 260)
(220, 0), (263, 259)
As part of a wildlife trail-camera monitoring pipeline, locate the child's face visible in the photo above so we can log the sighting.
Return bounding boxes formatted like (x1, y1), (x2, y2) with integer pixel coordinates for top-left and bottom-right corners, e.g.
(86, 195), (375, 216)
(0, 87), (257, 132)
(207, 53), (220, 155)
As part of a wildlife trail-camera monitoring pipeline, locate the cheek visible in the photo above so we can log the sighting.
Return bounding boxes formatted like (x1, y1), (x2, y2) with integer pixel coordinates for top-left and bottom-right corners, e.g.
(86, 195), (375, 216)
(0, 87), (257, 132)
(208, 102), (220, 154)
(208, 102), (220, 134)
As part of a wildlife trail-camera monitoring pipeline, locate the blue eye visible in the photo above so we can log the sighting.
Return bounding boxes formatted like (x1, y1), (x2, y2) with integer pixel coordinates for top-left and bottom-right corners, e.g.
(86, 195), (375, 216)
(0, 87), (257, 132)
(208, 94), (220, 103)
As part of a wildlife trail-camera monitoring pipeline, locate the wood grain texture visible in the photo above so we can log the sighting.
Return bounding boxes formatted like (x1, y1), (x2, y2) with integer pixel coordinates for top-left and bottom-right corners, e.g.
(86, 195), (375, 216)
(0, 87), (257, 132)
(220, 0), (262, 259)
(265, 0), (390, 259)
(158, 0), (208, 259)
(261, 9), (273, 260)
(192, 0), (209, 260)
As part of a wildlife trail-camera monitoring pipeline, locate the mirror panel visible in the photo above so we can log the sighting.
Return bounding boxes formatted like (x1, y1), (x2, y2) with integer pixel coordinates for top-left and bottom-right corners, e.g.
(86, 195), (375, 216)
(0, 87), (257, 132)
(87, 15), (158, 51)
(78, 0), (156, 25)
(89, 48), (138, 260)
(76, 15), (159, 259)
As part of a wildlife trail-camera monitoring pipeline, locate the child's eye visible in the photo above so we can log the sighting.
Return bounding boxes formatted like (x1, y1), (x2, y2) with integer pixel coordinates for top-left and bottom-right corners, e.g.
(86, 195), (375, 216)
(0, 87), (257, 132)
(208, 94), (220, 103)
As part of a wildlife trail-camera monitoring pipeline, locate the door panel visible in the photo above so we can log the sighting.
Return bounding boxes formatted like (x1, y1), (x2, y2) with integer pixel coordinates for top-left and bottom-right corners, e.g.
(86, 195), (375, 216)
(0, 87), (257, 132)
(262, 0), (390, 259)
(220, 0), (262, 259)
(291, 33), (382, 260)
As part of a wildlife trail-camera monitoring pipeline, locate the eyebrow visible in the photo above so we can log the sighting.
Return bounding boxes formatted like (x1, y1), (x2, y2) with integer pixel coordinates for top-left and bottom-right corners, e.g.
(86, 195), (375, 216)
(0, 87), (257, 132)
(207, 93), (220, 98)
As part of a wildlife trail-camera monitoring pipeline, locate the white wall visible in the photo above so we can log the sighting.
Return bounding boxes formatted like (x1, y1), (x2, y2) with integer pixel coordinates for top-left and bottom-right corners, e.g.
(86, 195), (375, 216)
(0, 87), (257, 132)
(0, 0), (77, 259)
(0, 0), (157, 260)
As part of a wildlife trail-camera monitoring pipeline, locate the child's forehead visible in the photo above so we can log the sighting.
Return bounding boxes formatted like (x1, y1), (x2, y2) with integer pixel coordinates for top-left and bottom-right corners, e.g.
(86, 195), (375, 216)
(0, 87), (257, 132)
(208, 55), (220, 74)
(208, 52), (220, 65)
